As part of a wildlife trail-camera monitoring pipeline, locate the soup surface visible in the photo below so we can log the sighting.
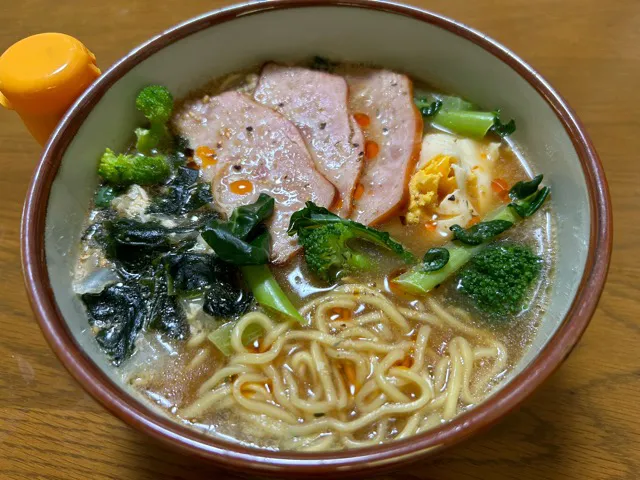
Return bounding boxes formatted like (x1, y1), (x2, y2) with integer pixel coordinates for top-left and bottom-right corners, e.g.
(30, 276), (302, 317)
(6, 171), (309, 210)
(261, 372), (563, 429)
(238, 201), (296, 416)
(75, 60), (554, 451)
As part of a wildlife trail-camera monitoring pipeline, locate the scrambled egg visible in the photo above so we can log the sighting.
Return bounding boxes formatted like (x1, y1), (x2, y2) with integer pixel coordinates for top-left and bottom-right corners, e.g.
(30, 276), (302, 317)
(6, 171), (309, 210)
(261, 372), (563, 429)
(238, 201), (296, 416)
(406, 154), (456, 224)
(406, 133), (500, 235)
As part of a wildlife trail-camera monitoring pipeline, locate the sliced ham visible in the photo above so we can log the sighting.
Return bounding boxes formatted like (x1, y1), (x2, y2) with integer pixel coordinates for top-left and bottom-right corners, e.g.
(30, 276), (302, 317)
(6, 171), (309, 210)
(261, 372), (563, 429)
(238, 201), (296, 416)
(344, 69), (423, 225)
(254, 63), (364, 217)
(172, 91), (335, 264)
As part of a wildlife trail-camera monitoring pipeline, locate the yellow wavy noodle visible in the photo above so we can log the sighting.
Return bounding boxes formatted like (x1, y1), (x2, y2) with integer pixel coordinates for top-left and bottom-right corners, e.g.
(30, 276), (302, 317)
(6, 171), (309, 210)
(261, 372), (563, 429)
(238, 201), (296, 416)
(179, 284), (507, 450)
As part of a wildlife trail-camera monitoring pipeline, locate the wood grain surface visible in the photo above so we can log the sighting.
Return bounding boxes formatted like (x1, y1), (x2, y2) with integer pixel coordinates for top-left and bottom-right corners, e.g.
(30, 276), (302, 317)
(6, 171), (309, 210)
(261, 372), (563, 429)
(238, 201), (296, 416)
(0, 1), (637, 479)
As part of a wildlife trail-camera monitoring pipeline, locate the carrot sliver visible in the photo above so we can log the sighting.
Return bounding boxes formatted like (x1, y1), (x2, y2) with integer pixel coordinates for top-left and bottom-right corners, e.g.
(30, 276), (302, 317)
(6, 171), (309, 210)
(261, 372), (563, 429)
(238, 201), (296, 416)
(491, 178), (509, 194)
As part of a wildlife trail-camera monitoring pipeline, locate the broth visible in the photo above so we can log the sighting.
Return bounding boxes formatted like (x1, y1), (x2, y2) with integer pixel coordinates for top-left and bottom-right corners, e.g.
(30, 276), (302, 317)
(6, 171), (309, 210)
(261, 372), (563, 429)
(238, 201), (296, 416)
(74, 62), (556, 451)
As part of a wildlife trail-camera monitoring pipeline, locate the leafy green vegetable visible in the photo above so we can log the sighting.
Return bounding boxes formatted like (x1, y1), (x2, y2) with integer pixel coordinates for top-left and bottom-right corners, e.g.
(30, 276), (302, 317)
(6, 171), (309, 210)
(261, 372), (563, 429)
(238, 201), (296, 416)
(433, 110), (495, 139)
(458, 244), (542, 317)
(419, 100), (442, 118)
(489, 110), (517, 138)
(422, 248), (450, 272)
(94, 186), (117, 208)
(415, 93), (516, 138)
(201, 194), (274, 265)
(148, 166), (212, 215)
(509, 186), (550, 218)
(200, 194), (302, 323)
(415, 94), (475, 112)
(450, 219), (514, 246)
(98, 148), (171, 186)
(240, 264), (305, 324)
(134, 85), (174, 153)
(509, 174), (543, 200)
(394, 171), (550, 295)
(208, 321), (264, 356)
(81, 283), (147, 365)
(393, 206), (521, 295)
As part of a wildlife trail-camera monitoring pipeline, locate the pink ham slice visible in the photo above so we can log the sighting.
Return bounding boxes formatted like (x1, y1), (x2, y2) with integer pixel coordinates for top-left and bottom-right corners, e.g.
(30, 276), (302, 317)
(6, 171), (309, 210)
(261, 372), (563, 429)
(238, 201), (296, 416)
(254, 63), (364, 217)
(172, 91), (335, 264)
(345, 70), (423, 225)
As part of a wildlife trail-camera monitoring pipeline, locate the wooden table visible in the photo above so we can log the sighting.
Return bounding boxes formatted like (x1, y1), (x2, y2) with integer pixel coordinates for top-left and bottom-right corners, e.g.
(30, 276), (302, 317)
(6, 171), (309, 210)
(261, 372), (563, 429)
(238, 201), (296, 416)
(0, 0), (637, 478)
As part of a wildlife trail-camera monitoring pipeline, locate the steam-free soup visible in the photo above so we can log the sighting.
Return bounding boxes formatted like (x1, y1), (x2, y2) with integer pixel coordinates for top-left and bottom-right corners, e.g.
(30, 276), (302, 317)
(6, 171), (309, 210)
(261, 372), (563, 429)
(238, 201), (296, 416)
(75, 60), (554, 451)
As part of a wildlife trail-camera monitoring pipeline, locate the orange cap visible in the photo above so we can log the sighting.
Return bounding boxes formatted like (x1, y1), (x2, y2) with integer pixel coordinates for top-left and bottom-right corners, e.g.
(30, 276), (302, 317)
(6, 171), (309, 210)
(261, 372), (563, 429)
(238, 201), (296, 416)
(0, 33), (101, 145)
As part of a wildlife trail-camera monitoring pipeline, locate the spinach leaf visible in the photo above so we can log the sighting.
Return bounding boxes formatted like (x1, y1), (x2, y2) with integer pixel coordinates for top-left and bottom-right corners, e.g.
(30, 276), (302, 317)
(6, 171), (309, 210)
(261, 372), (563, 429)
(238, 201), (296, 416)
(81, 283), (148, 365)
(423, 247), (450, 272)
(420, 100), (443, 118)
(201, 194), (274, 265)
(509, 186), (550, 218)
(509, 174), (543, 200)
(226, 193), (275, 238)
(489, 110), (516, 137)
(450, 220), (514, 246)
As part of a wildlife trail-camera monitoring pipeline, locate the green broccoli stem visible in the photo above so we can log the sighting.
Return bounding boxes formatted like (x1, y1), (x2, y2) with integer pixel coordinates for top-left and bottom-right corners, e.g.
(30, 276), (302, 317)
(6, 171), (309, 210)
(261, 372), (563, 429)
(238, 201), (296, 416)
(348, 252), (372, 271)
(393, 206), (520, 294)
(240, 264), (305, 325)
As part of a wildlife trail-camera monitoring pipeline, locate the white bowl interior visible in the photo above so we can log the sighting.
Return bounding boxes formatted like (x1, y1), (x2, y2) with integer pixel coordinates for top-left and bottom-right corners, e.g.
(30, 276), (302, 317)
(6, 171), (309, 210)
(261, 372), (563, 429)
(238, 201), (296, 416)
(45, 5), (590, 416)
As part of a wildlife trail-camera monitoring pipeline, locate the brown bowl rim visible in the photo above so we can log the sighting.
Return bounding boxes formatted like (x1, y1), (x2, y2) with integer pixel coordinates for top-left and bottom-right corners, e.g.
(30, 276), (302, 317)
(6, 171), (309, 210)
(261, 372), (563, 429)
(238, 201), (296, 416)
(21, 0), (612, 476)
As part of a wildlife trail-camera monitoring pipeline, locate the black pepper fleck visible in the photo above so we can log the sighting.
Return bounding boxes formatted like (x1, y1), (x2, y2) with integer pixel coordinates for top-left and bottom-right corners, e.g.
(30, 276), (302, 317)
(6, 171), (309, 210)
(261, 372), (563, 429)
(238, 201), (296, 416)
(233, 165), (241, 172)
(358, 151), (364, 157)
(353, 143), (359, 148)
(278, 102), (285, 107)
(319, 122), (327, 130)
(216, 142), (222, 148)
(246, 126), (253, 132)
(448, 195), (456, 201)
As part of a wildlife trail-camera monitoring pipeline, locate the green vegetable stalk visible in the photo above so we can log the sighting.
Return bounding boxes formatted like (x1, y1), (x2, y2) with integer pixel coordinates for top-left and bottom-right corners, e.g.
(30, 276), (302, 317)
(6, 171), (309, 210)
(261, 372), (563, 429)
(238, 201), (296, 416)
(393, 206), (519, 294)
(414, 93), (516, 138)
(201, 194), (304, 325)
(241, 264), (305, 324)
(393, 175), (548, 295)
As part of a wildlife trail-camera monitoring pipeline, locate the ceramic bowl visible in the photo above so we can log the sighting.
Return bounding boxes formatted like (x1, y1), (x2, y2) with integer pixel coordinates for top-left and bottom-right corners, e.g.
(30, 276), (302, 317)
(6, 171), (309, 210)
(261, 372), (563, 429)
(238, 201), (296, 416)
(21, 0), (612, 477)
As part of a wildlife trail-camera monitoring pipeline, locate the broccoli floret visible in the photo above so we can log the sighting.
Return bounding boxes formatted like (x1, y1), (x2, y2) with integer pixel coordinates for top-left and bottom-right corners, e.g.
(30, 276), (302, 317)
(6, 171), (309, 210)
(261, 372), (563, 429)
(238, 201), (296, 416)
(298, 223), (373, 282)
(288, 202), (414, 283)
(134, 85), (174, 153)
(98, 148), (171, 186)
(458, 244), (542, 318)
